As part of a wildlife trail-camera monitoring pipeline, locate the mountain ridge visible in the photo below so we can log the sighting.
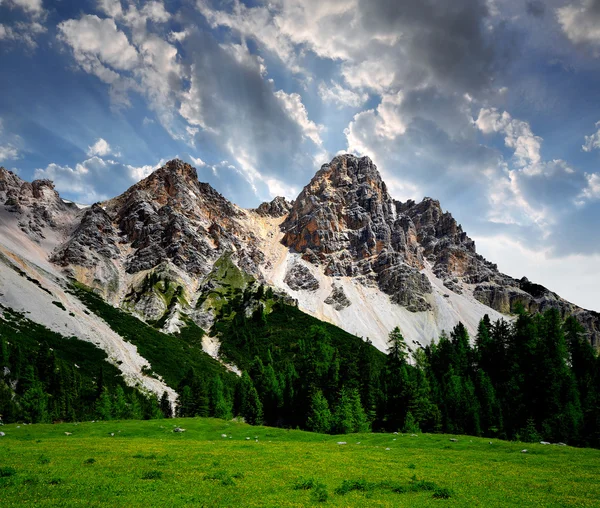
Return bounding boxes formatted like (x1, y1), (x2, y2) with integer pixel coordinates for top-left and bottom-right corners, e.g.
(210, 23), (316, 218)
(1, 156), (598, 356)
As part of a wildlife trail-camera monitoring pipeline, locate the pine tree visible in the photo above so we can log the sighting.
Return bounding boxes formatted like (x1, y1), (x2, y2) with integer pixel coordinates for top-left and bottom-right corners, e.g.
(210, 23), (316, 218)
(96, 386), (112, 420)
(177, 385), (194, 417)
(210, 375), (232, 420)
(160, 391), (173, 418)
(21, 381), (49, 423)
(129, 391), (143, 420)
(113, 385), (128, 420)
(306, 390), (333, 433)
(240, 372), (263, 425)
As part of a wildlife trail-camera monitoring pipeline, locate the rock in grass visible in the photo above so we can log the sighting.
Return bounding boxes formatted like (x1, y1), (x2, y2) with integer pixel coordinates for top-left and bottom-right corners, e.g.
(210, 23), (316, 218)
(540, 441), (551, 445)
(221, 434), (227, 438)
(0, 432), (5, 437)
(173, 427), (186, 433)
(521, 449), (528, 453)
(337, 442), (347, 445)
(556, 443), (567, 446)
(449, 438), (458, 442)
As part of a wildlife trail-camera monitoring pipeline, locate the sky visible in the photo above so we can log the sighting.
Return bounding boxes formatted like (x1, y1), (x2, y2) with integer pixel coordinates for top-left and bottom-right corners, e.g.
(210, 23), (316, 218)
(1, 0), (600, 311)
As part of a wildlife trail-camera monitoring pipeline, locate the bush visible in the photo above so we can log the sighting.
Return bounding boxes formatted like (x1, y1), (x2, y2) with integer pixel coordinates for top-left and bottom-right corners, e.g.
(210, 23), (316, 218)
(141, 471), (163, 480)
(312, 483), (329, 503)
(0, 467), (16, 478)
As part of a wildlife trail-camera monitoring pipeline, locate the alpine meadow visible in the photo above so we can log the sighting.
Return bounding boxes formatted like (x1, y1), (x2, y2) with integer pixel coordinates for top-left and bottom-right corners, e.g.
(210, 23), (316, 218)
(2, 0), (600, 507)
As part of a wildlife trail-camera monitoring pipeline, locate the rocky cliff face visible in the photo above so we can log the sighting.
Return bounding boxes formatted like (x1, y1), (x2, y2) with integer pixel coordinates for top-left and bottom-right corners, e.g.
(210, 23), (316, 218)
(0, 166), (77, 241)
(281, 155), (431, 311)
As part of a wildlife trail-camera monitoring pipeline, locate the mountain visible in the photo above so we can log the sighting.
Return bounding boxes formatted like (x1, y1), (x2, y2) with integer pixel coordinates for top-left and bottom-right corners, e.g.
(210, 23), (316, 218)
(0, 156), (598, 393)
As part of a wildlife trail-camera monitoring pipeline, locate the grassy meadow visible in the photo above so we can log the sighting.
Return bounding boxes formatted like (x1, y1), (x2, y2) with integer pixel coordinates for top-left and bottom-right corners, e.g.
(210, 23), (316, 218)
(1, 418), (599, 507)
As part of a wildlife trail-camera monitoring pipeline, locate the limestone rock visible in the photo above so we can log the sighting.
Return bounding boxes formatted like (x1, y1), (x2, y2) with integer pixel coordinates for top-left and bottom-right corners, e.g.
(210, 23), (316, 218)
(281, 154), (430, 311)
(284, 262), (319, 292)
(324, 283), (351, 310)
(254, 196), (293, 217)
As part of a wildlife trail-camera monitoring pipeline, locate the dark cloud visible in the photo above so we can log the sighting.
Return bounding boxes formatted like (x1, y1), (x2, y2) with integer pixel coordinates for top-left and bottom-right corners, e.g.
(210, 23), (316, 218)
(356, 0), (509, 95)
(525, 0), (545, 18)
(180, 29), (322, 203)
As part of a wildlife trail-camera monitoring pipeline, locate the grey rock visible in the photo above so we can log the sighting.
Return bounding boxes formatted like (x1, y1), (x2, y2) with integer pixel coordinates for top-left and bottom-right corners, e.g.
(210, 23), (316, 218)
(282, 154), (431, 312)
(284, 263), (320, 291)
(254, 196), (293, 217)
(324, 283), (351, 310)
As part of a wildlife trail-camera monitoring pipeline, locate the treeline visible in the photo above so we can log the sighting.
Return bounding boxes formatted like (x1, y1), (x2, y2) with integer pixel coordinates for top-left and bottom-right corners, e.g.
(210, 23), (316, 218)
(207, 302), (599, 447)
(3, 295), (599, 449)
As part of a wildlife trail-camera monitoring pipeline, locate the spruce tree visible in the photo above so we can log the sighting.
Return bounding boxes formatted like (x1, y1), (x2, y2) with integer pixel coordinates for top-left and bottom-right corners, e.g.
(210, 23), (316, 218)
(160, 391), (173, 418)
(306, 390), (333, 433)
(113, 385), (128, 420)
(240, 372), (263, 425)
(96, 386), (112, 420)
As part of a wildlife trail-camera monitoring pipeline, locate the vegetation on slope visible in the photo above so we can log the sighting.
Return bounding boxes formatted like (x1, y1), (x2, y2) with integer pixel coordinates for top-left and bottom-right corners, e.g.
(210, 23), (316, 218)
(0, 305), (159, 423)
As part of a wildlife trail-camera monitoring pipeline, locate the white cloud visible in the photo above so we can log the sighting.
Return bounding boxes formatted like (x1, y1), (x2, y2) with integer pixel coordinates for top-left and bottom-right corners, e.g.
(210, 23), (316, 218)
(318, 81), (368, 108)
(34, 156), (164, 203)
(189, 155), (206, 167)
(476, 108), (541, 167)
(274, 90), (324, 146)
(4, 0), (44, 16)
(582, 121), (600, 151)
(58, 15), (139, 72)
(87, 138), (118, 157)
(578, 172), (600, 202)
(0, 145), (19, 162)
(557, 0), (600, 53)
(0, 21), (46, 48)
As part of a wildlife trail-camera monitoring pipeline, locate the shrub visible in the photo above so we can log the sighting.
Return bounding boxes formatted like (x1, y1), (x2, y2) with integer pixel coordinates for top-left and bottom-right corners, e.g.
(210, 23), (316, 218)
(0, 467), (16, 478)
(141, 471), (163, 480)
(312, 483), (329, 503)
(433, 487), (453, 499)
(293, 477), (316, 490)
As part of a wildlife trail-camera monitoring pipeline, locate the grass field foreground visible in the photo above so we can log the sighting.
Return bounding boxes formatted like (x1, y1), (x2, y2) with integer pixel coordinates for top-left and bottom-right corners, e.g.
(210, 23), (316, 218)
(1, 418), (599, 507)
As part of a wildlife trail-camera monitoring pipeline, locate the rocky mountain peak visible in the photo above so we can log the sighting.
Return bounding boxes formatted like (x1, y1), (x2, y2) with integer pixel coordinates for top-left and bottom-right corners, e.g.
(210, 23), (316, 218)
(254, 196), (293, 218)
(281, 154), (431, 311)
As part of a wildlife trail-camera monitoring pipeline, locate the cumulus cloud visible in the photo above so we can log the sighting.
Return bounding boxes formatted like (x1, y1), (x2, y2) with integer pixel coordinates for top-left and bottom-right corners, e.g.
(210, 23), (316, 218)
(318, 81), (368, 108)
(87, 138), (119, 157)
(476, 108), (542, 167)
(58, 15), (139, 72)
(0, 145), (19, 162)
(0, 20), (46, 48)
(557, 0), (600, 53)
(34, 156), (163, 203)
(578, 172), (600, 202)
(274, 90), (324, 146)
(582, 121), (600, 151)
(3, 0), (44, 16)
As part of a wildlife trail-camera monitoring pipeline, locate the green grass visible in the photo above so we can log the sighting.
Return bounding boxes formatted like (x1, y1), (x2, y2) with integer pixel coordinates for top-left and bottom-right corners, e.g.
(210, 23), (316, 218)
(1, 418), (599, 507)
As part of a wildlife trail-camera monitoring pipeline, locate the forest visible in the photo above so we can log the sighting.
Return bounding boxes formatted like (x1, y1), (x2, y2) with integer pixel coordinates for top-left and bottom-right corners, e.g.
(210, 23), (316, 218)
(1, 295), (599, 449)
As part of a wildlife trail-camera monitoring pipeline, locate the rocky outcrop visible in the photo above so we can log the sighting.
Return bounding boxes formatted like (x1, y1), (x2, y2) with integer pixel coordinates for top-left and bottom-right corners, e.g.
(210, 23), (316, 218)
(281, 154), (430, 311)
(284, 262), (320, 292)
(324, 283), (351, 310)
(0, 167), (77, 241)
(254, 196), (293, 218)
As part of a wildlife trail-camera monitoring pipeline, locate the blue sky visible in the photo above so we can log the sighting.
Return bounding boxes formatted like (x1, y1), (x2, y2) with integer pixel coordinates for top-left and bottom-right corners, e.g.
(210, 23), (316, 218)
(1, 0), (600, 311)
